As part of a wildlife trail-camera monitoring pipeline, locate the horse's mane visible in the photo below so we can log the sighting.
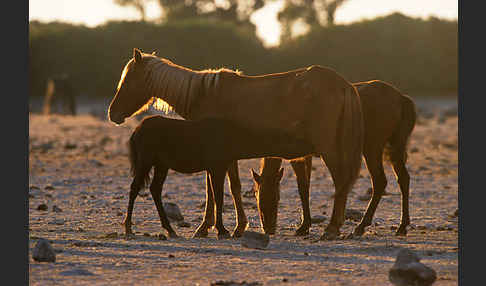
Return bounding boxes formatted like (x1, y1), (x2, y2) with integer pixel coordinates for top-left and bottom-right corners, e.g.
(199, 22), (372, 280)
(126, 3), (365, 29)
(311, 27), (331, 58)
(140, 53), (242, 118)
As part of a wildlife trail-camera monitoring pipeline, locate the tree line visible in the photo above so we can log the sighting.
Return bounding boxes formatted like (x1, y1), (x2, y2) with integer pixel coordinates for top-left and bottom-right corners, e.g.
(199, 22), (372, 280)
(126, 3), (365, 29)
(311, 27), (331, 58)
(29, 12), (457, 99)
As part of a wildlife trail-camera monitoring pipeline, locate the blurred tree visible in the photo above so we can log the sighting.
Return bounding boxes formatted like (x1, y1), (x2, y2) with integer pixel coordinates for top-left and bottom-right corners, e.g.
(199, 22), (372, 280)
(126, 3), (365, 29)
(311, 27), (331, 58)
(278, 0), (349, 41)
(113, 0), (265, 24)
(114, 0), (150, 21)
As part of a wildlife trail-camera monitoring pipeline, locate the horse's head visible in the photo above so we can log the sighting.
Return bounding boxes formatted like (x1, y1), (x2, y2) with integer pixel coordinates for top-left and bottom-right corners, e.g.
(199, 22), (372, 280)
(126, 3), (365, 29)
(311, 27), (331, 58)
(108, 48), (152, 125)
(251, 167), (283, 235)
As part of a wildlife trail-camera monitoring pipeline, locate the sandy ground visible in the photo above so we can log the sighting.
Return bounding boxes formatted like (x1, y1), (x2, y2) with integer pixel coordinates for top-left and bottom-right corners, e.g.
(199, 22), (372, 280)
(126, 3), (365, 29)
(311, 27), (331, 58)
(28, 97), (458, 285)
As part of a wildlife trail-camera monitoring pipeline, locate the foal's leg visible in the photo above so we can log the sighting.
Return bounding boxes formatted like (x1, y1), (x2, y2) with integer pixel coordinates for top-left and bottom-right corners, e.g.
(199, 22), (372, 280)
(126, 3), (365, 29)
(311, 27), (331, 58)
(291, 156), (313, 236)
(390, 153), (411, 236)
(226, 161), (248, 238)
(349, 146), (387, 238)
(209, 167), (231, 239)
(149, 165), (178, 238)
(193, 172), (215, 238)
(124, 166), (151, 237)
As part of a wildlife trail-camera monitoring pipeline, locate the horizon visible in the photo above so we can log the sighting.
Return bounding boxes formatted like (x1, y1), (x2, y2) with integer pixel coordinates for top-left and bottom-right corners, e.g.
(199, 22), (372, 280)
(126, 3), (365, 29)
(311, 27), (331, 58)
(29, 0), (457, 47)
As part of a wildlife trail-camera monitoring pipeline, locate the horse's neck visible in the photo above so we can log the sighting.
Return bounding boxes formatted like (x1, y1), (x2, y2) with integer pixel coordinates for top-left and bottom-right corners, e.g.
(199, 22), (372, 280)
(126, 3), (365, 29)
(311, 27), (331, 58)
(150, 64), (219, 119)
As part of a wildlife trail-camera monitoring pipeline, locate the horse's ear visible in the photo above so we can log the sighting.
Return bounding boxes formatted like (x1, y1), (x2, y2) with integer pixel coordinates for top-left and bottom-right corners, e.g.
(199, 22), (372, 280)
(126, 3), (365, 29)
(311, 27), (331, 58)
(133, 48), (142, 63)
(277, 168), (284, 182)
(251, 169), (261, 184)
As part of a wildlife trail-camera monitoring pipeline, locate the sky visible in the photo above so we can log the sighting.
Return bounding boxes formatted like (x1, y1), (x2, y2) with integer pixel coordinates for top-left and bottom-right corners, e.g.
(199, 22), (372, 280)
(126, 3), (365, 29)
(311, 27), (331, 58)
(29, 0), (458, 47)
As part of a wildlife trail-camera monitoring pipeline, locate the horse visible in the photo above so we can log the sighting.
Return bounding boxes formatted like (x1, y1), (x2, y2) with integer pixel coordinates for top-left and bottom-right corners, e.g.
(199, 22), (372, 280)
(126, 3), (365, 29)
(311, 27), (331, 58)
(126, 115), (315, 238)
(108, 48), (364, 240)
(43, 74), (76, 115)
(251, 80), (417, 237)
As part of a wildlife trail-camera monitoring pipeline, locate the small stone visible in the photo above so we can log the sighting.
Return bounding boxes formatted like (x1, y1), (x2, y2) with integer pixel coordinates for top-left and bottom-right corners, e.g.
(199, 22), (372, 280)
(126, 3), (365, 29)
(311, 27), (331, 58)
(32, 238), (56, 262)
(143, 233), (151, 237)
(44, 185), (55, 191)
(52, 205), (62, 213)
(240, 231), (270, 250)
(389, 248), (437, 286)
(105, 232), (118, 238)
(163, 202), (184, 222)
(345, 209), (363, 222)
(168, 254), (175, 258)
(37, 204), (48, 211)
(310, 215), (326, 224)
(59, 268), (95, 276)
(158, 233), (167, 240)
(177, 221), (191, 228)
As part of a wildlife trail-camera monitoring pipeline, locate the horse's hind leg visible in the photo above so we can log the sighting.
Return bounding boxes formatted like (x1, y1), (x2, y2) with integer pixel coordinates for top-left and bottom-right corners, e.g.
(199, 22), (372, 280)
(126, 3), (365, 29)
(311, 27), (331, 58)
(209, 166), (231, 239)
(149, 165), (178, 238)
(390, 151), (411, 236)
(291, 156), (313, 236)
(349, 146), (387, 238)
(226, 161), (248, 238)
(124, 166), (151, 237)
(193, 172), (215, 238)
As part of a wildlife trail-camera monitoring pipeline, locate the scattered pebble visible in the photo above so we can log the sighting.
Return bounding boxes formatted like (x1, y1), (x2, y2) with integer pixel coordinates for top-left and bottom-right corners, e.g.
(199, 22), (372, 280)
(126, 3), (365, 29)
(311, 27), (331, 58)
(32, 238), (56, 262)
(211, 281), (261, 286)
(163, 202), (184, 222)
(177, 221), (191, 228)
(44, 185), (55, 191)
(345, 209), (363, 222)
(240, 231), (270, 250)
(388, 248), (437, 286)
(59, 268), (95, 276)
(310, 215), (326, 224)
(105, 232), (118, 239)
(37, 204), (48, 211)
(158, 233), (167, 240)
(52, 205), (62, 213)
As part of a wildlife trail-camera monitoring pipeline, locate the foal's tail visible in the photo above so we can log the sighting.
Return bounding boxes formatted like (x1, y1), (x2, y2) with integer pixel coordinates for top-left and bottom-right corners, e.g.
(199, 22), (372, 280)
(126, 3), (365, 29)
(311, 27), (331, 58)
(128, 127), (151, 188)
(384, 94), (417, 163)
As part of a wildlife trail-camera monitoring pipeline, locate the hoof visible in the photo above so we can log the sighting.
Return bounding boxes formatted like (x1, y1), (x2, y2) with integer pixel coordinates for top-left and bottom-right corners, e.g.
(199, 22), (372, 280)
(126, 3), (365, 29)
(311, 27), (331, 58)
(192, 229), (209, 238)
(320, 230), (340, 241)
(217, 230), (231, 240)
(294, 225), (310, 236)
(168, 232), (180, 239)
(349, 226), (365, 238)
(395, 225), (408, 236)
(124, 233), (136, 240)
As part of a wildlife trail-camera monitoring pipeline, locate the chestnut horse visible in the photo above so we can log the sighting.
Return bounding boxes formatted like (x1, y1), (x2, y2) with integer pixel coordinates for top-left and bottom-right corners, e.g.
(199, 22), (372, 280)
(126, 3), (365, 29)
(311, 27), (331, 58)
(126, 115), (315, 238)
(108, 48), (363, 240)
(251, 80), (416, 237)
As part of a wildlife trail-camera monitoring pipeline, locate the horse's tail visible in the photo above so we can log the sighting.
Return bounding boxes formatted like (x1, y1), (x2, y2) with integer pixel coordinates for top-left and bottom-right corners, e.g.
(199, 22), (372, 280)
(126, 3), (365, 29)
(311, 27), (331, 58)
(339, 85), (364, 186)
(384, 94), (417, 163)
(128, 126), (151, 188)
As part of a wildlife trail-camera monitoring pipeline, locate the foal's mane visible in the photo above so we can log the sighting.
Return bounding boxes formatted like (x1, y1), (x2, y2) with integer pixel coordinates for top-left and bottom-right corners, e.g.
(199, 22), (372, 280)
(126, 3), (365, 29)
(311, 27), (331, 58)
(136, 53), (242, 117)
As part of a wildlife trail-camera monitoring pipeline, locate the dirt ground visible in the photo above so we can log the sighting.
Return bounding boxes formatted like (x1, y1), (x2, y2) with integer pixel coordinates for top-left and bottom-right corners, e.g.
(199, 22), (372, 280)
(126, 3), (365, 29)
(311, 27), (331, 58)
(28, 97), (458, 285)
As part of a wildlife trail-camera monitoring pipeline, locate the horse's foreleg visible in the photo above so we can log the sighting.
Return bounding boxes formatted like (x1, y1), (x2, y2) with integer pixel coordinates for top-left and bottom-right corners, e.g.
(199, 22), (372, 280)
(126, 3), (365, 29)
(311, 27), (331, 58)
(320, 153), (358, 240)
(227, 161), (248, 238)
(193, 172), (215, 238)
(349, 148), (387, 238)
(209, 167), (231, 239)
(290, 156), (313, 236)
(150, 166), (178, 238)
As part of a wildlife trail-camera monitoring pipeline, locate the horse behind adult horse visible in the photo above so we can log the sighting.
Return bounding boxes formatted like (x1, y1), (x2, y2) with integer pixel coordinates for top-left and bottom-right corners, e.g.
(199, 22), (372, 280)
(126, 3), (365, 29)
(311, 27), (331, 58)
(126, 115), (315, 238)
(109, 48), (363, 240)
(252, 80), (417, 237)
(43, 74), (76, 115)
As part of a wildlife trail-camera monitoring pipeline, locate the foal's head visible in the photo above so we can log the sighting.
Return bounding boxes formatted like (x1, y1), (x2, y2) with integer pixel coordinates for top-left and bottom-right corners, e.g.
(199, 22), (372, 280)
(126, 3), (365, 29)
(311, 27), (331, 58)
(108, 48), (152, 125)
(251, 167), (284, 235)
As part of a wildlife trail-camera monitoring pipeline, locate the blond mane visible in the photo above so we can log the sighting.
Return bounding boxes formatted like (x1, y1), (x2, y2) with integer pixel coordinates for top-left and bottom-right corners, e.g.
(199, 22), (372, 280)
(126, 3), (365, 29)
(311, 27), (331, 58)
(136, 53), (242, 118)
